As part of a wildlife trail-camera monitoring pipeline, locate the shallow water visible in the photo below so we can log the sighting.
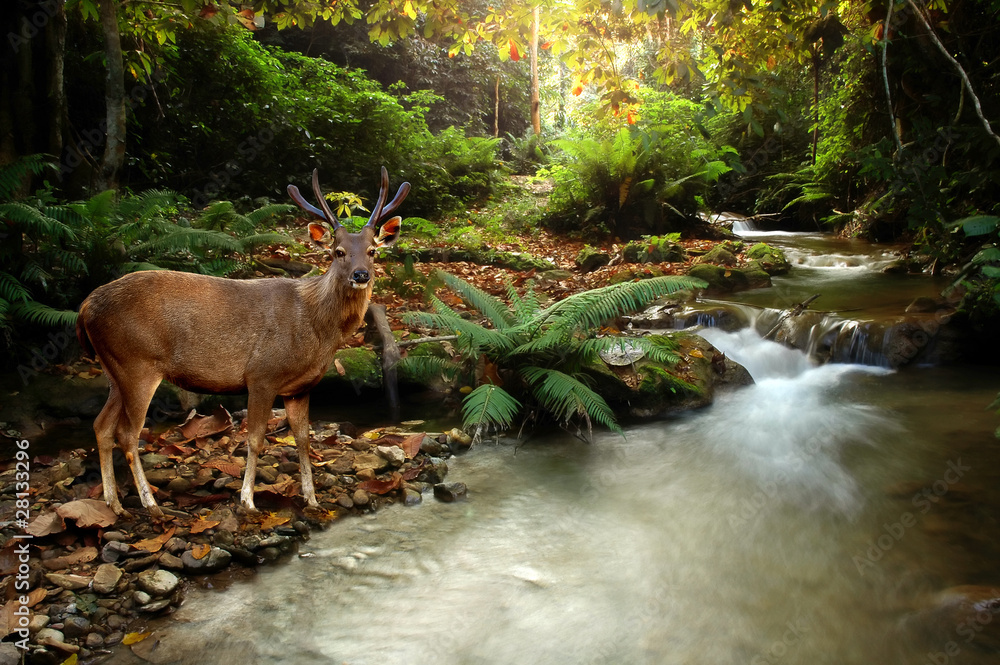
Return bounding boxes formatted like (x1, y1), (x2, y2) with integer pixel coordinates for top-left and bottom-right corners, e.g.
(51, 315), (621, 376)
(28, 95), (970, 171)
(108, 328), (1000, 665)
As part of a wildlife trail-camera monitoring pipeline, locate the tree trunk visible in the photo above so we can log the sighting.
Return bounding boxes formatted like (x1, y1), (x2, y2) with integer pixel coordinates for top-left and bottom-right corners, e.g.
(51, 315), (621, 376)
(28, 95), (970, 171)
(530, 5), (541, 136)
(811, 45), (820, 166)
(494, 75), (500, 138)
(45, 0), (67, 161)
(97, 0), (126, 191)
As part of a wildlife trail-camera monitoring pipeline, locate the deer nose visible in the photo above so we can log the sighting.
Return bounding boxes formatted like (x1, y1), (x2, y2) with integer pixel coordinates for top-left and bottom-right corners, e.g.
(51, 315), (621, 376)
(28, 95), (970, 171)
(352, 269), (370, 284)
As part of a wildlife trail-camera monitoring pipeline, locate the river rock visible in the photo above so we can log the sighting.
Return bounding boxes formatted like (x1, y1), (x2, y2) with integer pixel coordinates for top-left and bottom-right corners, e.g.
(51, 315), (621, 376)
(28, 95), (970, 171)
(181, 546), (232, 573)
(138, 569), (180, 597)
(0, 642), (20, 665)
(434, 482), (468, 502)
(86, 632), (105, 648)
(447, 428), (472, 448)
(28, 615), (50, 634)
(144, 467), (177, 486)
(45, 573), (91, 590)
(419, 436), (445, 457)
(403, 488), (422, 506)
(102, 540), (131, 563)
(376, 445), (405, 466)
(352, 489), (370, 506)
(575, 246), (611, 272)
(139, 599), (172, 613)
(353, 452), (389, 473)
(418, 458), (449, 484)
(133, 590), (152, 606)
(62, 616), (90, 638)
(92, 563), (123, 594)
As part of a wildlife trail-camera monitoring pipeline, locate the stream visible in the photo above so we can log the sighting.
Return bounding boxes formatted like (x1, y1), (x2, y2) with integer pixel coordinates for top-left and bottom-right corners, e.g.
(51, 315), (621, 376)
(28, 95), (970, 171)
(108, 230), (1000, 665)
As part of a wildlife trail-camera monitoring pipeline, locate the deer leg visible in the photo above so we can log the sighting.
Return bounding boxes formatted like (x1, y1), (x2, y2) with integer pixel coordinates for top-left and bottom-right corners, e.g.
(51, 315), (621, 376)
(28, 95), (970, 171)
(240, 391), (276, 513)
(94, 381), (127, 516)
(116, 375), (164, 518)
(283, 393), (318, 508)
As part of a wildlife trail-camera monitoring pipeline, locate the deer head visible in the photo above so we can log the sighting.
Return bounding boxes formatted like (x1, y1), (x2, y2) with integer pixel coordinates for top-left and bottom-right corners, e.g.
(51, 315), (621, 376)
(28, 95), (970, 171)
(287, 167), (409, 289)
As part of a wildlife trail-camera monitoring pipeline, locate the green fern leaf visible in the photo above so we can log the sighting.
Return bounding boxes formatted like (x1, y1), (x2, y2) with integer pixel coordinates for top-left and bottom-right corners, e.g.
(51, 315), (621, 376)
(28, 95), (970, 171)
(520, 366), (622, 438)
(461, 384), (522, 440)
(434, 269), (516, 330)
(11, 301), (78, 328)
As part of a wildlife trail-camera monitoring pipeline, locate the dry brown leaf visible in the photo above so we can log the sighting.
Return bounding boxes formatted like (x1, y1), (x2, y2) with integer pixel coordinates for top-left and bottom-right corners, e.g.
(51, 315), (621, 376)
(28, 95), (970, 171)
(260, 513), (290, 531)
(334, 358), (346, 376)
(26, 511), (66, 537)
(401, 433), (424, 459)
(134, 526), (176, 553)
(26, 587), (47, 608)
(357, 472), (402, 495)
(204, 460), (242, 477)
(56, 499), (118, 528)
(177, 405), (233, 443)
(189, 519), (220, 535)
(190, 543), (211, 560)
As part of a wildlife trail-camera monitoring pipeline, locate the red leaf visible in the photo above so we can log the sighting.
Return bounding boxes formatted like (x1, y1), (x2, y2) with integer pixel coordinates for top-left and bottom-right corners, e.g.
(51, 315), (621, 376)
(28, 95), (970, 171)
(204, 459), (242, 477)
(357, 473), (402, 495)
(177, 405), (233, 443)
(509, 40), (520, 61)
(56, 499), (118, 528)
(401, 433), (423, 459)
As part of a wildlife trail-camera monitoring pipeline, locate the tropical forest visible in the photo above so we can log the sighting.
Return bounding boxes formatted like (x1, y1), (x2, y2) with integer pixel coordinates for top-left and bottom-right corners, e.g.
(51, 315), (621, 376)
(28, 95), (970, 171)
(2, 0), (1000, 662)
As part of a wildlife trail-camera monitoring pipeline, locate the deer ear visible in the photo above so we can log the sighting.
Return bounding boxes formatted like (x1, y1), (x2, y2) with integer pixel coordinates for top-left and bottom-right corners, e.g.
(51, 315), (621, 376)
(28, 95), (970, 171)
(375, 216), (401, 247)
(308, 222), (329, 243)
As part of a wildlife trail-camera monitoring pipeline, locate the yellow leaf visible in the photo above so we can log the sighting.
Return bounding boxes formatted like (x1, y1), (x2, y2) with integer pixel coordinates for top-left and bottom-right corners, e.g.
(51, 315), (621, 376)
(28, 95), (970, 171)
(191, 543), (211, 560)
(724, 270), (732, 277)
(189, 518), (220, 535)
(123, 632), (151, 645)
(403, 0), (416, 19)
(362, 430), (381, 440)
(260, 513), (291, 531)
(459, 386), (473, 394)
(60, 656), (78, 665)
(273, 434), (296, 445)
(688, 348), (705, 359)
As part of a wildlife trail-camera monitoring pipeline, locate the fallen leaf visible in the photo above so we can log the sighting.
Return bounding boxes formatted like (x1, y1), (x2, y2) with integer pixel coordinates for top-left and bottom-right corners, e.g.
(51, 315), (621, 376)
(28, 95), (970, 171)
(190, 543), (211, 560)
(159, 443), (196, 458)
(204, 460), (242, 477)
(134, 526), (176, 553)
(177, 405), (233, 443)
(273, 434), (296, 445)
(361, 430), (381, 440)
(688, 348), (705, 359)
(357, 472), (402, 495)
(56, 499), (118, 528)
(26, 511), (65, 537)
(123, 631), (151, 645)
(260, 513), (290, 531)
(189, 518), (220, 535)
(334, 358), (346, 376)
(26, 588), (46, 608)
(401, 433), (423, 459)
(59, 655), (78, 665)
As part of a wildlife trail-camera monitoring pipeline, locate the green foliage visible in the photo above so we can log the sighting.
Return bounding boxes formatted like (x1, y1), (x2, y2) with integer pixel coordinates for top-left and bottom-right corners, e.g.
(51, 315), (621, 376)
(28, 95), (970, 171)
(402, 269), (705, 442)
(541, 92), (740, 239)
(128, 25), (503, 217)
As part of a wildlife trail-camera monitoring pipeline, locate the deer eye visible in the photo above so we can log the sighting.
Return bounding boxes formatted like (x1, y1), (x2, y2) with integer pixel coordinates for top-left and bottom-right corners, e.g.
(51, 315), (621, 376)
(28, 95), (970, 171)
(334, 248), (347, 258)
(368, 248), (377, 257)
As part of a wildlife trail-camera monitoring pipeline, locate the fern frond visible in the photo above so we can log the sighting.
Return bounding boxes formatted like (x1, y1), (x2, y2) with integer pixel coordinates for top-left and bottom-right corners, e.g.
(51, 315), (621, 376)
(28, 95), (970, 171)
(434, 269), (516, 330)
(461, 384), (522, 442)
(246, 203), (295, 225)
(130, 227), (243, 256)
(0, 272), (31, 304)
(10, 301), (78, 328)
(506, 278), (541, 324)
(535, 275), (704, 336)
(239, 232), (292, 250)
(403, 309), (514, 355)
(520, 366), (622, 439)
(398, 355), (462, 383)
(0, 154), (54, 200)
(0, 202), (74, 241)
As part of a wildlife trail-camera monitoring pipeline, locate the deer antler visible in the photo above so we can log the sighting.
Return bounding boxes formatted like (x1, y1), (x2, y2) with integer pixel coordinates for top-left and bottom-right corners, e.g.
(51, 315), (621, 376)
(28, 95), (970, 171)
(288, 167), (410, 230)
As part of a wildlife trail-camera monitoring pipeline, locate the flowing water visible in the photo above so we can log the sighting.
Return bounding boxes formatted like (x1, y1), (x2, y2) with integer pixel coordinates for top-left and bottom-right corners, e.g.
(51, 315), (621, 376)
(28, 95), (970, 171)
(108, 232), (1000, 665)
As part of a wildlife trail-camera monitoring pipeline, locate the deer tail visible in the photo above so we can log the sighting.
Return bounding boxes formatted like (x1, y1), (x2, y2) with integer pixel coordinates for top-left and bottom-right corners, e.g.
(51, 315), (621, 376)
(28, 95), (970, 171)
(76, 300), (96, 361)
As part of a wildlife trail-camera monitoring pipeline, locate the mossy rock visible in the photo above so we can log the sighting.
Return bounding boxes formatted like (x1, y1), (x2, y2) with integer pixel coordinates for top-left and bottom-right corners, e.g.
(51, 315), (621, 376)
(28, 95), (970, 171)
(323, 347), (382, 389)
(582, 332), (753, 417)
(687, 263), (771, 293)
(575, 245), (611, 272)
(622, 239), (686, 264)
(746, 243), (791, 275)
(608, 267), (666, 284)
(387, 246), (556, 271)
(696, 244), (738, 267)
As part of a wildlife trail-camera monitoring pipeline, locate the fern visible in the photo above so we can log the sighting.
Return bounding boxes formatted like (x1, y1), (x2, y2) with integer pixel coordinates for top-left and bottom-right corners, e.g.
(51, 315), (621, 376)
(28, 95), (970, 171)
(0, 154), (53, 200)
(398, 355), (462, 384)
(435, 269), (517, 329)
(520, 366), (622, 439)
(461, 384), (522, 443)
(10, 302), (78, 328)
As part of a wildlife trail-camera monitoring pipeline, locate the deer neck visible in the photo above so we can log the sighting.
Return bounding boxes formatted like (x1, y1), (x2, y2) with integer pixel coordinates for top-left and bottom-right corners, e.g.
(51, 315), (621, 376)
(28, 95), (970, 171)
(300, 270), (373, 349)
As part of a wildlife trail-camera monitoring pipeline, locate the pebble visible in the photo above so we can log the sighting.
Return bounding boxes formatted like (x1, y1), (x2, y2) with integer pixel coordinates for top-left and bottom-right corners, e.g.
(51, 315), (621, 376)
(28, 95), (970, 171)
(419, 436), (444, 457)
(62, 616), (90, 638)
(257, 547), (281, 563)
(257, 535), (292, 550)
(28, 615), (50, 634)
(133, 591), (152, 606)
(166, 477), (193, 493)
(433, 482), (468, 502)
(45, 573), (90, 591)
(181, 546), (232, 573)
(337, 494), (354, 509)
(138, 569), (180, 597)
(122, 553), (161, 572)
(375, 445), (405, 466)
(447, 428), (473, 448)
(92, 564), (123, 594)
(352, 489), (370, 506)
(0, 643), (19, 665)
(419, 458), (449, 484)
(106, 614), (127, 630)
(256, 466), (279, 484)
(106, 631), (125, 646)
(139, 598), (172, 613)
(101, 541), (131, 563)
(102, 531), (130, 542)
(166, 536), (188, 554)
(85, 633), (105, 648)
(403, 488), (422, 506)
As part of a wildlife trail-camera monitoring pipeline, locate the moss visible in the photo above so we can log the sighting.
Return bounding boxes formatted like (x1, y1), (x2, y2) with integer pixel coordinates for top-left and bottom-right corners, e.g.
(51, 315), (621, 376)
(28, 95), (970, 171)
(622, 238), (686, 263)
(575, 245), (611, 272)
(688, 263), (771, 293)
(697, 244), (738, 266)
(746, 243), (791, 275)
(324, 347), (382, 389)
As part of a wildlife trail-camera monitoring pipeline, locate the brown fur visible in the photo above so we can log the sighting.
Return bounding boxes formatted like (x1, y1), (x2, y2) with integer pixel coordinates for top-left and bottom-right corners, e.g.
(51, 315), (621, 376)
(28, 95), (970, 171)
(79, 177), (404, 516)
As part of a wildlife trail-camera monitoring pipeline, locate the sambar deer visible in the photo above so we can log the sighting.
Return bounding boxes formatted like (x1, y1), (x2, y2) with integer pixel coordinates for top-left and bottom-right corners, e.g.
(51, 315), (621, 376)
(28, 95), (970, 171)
(76, 167), (409, 516)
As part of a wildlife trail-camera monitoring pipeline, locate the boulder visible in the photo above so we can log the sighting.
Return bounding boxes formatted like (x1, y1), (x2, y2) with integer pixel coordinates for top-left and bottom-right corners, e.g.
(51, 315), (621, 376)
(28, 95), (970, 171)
(687, 263), (771, 293)
(575, 246), (611, 273)
(745, 242), (791, 275)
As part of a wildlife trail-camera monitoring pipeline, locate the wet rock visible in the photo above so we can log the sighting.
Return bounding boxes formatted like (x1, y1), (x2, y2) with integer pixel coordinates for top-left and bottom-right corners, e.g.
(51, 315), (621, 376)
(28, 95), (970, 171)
(403, 488), (422, 506)
(746, 242), (791, 275)
(102, 531), (130, 542)
(257, 535), (292, 551)
(139, 599), (172, 613)
(92, 563), (123, 594)
(696, 244), (738, 267)
(133, 591), (152, 606)
(434, 482), (468, 502)
(28, 614), (50, 634)
(447, 428), (472, 448)
(159, 552), (185, 570)
(687, 263), (770, 293)
(419, 436), (445, 457)
(101, 540), (131, 563)
(257, 547), (281, 563)
(165, 536), (188, 554)
(45, 573), (90, 591)
(144, 467), (177, 486)
(106, 614), (127, 631)
(122, 553), (161, 573)
(62, 616), (90, 638)
(419, 458), (449, 485)
(376, 445), (405, 467)
(181, 546), (231, 573)
(86, 632), (105, 648)
(337, 494), (354, 509)
(140, 454), (171, 470)
(352, 489), (370, 506)
(905, 296), (941, 313)
(138, 569), (180, 597)
(106, 631), (125, 646)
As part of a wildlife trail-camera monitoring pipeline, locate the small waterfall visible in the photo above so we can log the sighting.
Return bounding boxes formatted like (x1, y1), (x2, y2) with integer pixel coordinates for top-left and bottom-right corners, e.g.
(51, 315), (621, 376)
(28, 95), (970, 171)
(732, 218), (759, 234)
